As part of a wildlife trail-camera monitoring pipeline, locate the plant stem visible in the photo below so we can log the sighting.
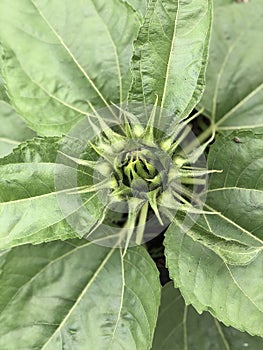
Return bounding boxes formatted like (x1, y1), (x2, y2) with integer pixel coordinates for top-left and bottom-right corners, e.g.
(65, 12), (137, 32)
(197, 124), (214, 144)
(136, 202), (149, 245)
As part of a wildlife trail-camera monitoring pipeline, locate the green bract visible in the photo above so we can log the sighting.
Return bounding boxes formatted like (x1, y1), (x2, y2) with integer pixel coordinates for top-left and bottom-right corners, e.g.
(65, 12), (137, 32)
(0, 0), (262, 348)
(56, 105), (216, 250)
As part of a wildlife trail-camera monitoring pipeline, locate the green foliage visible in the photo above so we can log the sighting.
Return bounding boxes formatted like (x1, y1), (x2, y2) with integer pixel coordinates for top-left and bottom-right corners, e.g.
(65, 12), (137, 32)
(0, 240), (160, 349)
(129, 0), (212, 119)
(0, 137), (107, 249)
(0, 0), (262, 348)
(152, 282), (263, 349)
(0, 0), (141, 135)
(200, 0), (263, 132)
(165, 132), (263, 336)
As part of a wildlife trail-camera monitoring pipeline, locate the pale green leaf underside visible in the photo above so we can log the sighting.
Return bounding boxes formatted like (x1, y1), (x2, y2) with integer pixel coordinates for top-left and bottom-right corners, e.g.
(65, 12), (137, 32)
(165, 131), (263, 337)
(199, 0), (263, 131)
(152, 282), (263, 350)
(0, 137), (104, 250)
(129, 0), (212, 122)
(0, 240), (161, 350)
(0, 101), (35, 158)
(0, 0), (141, 136)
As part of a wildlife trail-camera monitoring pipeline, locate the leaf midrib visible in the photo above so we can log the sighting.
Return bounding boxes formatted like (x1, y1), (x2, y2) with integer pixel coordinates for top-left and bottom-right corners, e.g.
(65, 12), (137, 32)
(0, 241), (92, 321)
(0, 164), (95, 207)
(216, 83), (263, 127)
(207, 187), (263, 194)
(0, 137), (19, 145)
(90, 0), (123, 104)
(160, 0), (180, 112)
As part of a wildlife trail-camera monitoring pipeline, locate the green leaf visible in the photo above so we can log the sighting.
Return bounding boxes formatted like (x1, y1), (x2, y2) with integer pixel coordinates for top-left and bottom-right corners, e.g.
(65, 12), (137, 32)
(0, 101), (35, 158)
(0, 0), (141, 136)
(199, 0), (263, 131)
(0, 137), (104, 249)
(172, 215), (262, 266)
(165, 227), (263, 337)
(129, 0), (212, 120)
(152, 282), (263, 350)
(205, 131), (263, 242)
(164, 131), (263, 336)
(0, 240), (161, 349)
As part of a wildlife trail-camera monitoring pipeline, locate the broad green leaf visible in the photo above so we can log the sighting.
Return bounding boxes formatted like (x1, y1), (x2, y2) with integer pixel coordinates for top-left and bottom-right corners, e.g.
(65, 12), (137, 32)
(205, 131), (263, 242)
(0, 0), (141, 136)
(170, 131), (263, 259)
(164, 131), (263, 336)
(199, 0), (263, 131)
(152, 282), (263, 350)
(129, 0), (212, 121)
(0, 240), (161, 350)
(0, 137), (104, 249)
(165, 226), (263, 337)
(0, 101), (35, 158)
(172, 215), (262, 266)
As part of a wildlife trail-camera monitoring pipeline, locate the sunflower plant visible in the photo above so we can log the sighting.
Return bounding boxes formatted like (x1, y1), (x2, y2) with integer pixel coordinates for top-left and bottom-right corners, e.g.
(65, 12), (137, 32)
(0, 0), (262, 349)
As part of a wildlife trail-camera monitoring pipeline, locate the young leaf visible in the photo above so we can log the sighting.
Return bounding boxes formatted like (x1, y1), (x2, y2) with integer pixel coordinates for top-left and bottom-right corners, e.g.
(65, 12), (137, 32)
(152, 282), (263, 349)
(0, 240), (161, 350)
(129, 0), (212, 120)
(199, 0), (263, 132)
(0, 0), (141, 136)
(0, 101), (35, 157)
(0, 137), (104, 249)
